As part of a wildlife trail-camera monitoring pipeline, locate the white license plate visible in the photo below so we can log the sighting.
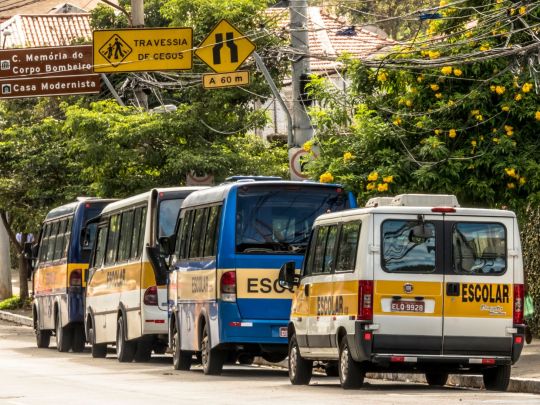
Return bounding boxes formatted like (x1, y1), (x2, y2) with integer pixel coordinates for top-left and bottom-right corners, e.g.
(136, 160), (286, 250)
(279, 327), (288, 338)
(391, 300), (425, 313)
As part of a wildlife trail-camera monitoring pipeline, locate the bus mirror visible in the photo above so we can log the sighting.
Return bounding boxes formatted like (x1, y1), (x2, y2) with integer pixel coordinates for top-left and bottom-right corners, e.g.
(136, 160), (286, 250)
(279, 261), (298, 291)
(23, 242), (35, 272)
(158, 235), (175, 256)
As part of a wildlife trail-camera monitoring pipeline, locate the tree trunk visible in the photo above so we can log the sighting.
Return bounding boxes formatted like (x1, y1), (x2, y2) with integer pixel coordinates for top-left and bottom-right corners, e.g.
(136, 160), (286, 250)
(18, 233), (29, 301)
(0, 219), (12, 300)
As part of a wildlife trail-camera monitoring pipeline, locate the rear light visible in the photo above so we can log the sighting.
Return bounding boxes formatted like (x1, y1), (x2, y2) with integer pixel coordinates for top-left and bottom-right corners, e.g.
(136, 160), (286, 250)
(358, 280), (373, 321)
(69, 269), (82, 287)
(513, 284), (524, 324)
(515, 336), (523, 344)
(144, 286), (158, 306)
(390, 356), (405, 363)
(221, 271), (236, 302)
(431, 207), (456, 213)
(482, 358), (496, 365)
(363, 332), (372, 341)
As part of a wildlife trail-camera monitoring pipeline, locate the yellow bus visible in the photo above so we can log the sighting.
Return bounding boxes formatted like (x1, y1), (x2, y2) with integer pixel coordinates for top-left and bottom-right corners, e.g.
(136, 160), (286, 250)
(31, 198), (115, 352)
(85, 187), (206, 361)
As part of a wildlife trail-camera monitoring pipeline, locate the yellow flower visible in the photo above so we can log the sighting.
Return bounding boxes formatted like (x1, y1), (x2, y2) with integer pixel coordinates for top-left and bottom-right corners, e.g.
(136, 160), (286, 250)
(495, 85), (505, 95)
(449, 129), (457, 138)
(319, 172), (334, 183)
(507, 182), (515, 189)
(480, 44), (491, 52)
(405, 99), (413, 107)
(493, 137), (500, 144)
(367, 171), (379, 182)
(447, 100), (455, 107)
(510, 8), (516, 16)
(522, 82), (533, 93)
(434, 129), (442, 135)
(505, 167), (517, 178)
(439, 0), (448, 6)
(490, 85), (496, 92)
(377, 72), (388, 82)
(480, 135), (484, 141)
(519, 6), (526, 15)
(417, 75), (424, 83)
(383, 175), (394, 183)
(343, 152), (353, 162)
(520, 177), (526, 185)
(501, 105), (510, 112)
(435, 93), (443, 99)
(504, 125), (513, 132)
(303, 140), (313, 152)
(506, 130), (514, 137)
(377, 183), (389, 192)
(535, 111), (540, 121)
(428, 50), (441, 59)
(471, 109), (480, 116)
(453, 68), (463, 77)
(475, 114), (483, 121)
(393, 117), (402, 126)
(430, 83), (440, 91)
(441, 66), (453, 75)
(471, 140), (477, 147)
(366, 182), (375, 191)
(515, 93), (522, 101)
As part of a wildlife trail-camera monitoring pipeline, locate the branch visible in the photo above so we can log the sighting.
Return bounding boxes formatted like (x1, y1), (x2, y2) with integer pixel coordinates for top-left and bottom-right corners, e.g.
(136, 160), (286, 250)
(100, 0), (133, 26)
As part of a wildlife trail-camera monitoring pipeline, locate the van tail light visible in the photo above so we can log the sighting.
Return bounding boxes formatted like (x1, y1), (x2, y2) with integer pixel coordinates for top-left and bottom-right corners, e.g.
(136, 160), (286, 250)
(513, 284), (524, 325)
(69, 269), (82, 287)
(221, 271), (236, 302)
(144, 286), (159, 306)
(358, 280), (373, 321)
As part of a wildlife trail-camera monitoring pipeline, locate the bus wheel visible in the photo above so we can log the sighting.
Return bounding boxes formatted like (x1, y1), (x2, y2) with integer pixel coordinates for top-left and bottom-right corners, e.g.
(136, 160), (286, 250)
(201, 324), (224, 375)
(71, 325), (86, 353)
(339, 337), (364, 389)
(483, 365), (511, 391)
(425, 371), (448, 387)
(134, 340), (152, 362)
(288, 334), (312, 385)
(88, 323), (107, 358)
(34, 312), (51, 349)
(172, 323), (192, 371)
(55, 312), (73, 353)
(116, 315), (136, 362)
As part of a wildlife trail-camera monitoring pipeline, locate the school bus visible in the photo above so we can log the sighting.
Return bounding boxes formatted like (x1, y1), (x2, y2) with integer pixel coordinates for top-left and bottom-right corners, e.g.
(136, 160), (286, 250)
(31, 198), (115, 352)
(85, 187), (206, 361)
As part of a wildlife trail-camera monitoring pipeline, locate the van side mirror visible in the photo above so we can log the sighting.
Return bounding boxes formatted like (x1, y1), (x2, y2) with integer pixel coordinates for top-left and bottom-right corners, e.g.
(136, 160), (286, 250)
(278, 261), (299, 291)
(158, 235), (175, 256)
(23, 242), (36, 272)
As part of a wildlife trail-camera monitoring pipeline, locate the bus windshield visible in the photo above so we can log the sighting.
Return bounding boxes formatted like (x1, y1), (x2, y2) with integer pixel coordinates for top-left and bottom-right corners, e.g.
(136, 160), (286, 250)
(158, 199), (183, 238)
(235, 185), (349, 254)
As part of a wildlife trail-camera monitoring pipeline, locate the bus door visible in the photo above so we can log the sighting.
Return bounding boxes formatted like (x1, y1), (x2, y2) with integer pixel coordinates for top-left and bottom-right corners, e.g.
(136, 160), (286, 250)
(373, 214), (444, 355)
(442, 217), (514, 356)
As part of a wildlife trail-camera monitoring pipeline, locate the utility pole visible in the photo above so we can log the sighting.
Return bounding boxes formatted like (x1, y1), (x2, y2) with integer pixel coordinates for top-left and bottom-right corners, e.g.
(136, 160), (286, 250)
(289, 0), (313, 146)
(0, 218), (12, 300)
(131, 0), (148, 109)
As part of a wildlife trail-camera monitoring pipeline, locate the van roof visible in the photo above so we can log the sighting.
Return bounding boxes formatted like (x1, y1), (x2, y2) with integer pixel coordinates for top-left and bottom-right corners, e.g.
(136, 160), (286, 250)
(45, 198), (116, 221)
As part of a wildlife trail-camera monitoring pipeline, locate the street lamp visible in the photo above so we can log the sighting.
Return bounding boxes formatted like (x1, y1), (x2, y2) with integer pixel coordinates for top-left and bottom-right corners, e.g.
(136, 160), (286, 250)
(1, 30), (12, 48)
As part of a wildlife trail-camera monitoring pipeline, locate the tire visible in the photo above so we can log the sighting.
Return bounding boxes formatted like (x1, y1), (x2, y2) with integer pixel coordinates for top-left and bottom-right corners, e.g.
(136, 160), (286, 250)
(201, 324), (224, 375)
(34, 312), (51, 349)
(338, 337), (364, 389)
(325, 362), (339, 377)
(425, 371), (448, 387)
(288, 334), (312, 385)
(172, 323), (192, 371)
(71, 325), (86, 353)
(116, 316), (136, 363)
(483, 365), (511, 391)
(88, 323), (107, 359)
(55, 311), (73, 353)
(134, 340), (152, 362)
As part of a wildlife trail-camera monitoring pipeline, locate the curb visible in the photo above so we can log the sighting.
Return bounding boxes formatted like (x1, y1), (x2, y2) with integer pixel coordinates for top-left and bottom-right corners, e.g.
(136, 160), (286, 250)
(0, 310), (32, 327)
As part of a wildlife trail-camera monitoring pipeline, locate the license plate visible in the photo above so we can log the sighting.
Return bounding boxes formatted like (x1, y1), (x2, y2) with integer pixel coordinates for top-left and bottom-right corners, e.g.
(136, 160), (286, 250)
(279, 327), (288, 338)
(391, 300), (425, 313)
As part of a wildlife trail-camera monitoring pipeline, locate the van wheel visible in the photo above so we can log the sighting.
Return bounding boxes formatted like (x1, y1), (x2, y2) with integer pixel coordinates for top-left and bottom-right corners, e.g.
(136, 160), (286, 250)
(201, 324), (224, 375)
(88, 323), (107, 358)
(116, 316), (136, 362)
(425, 371), (448, 387)
(339, 337), (364, 389)
(288, 334), (312, 385)
(55, 312), (73, 353)
(172, 322), (192, 371)
(483, 365), (511, 391)
(134, 340), (152, 362)
(34, 311), (51, 348)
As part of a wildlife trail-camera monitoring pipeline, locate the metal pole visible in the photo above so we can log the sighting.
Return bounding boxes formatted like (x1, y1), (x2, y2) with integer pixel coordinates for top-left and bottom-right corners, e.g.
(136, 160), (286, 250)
(289, 0), (312, 147)
(101, 74), (125, 107)
(253, 51), (293, 147)
(131, 0), (148, 109)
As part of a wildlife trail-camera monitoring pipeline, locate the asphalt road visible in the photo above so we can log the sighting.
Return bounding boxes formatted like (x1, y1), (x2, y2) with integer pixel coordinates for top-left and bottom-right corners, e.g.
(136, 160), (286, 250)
(0, 320), (538, 405)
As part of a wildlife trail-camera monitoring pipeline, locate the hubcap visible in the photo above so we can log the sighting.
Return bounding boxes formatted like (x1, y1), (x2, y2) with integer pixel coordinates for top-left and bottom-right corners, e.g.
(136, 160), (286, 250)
(340, 346), (349, 381)
(202, 336), (209, 370)
(290, 344), (298, 379)
(172, 329), (178, 362)
(117, 322), (123, 355)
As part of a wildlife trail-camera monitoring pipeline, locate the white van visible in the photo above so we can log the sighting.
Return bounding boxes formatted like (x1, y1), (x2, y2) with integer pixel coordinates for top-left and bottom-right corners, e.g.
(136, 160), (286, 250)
(279, 194), (525, 391)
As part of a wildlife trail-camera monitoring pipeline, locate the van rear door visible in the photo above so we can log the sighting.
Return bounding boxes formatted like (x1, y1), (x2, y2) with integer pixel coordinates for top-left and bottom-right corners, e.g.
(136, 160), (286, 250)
(442, 216), (514, 356)
(372, 213), (444, 355)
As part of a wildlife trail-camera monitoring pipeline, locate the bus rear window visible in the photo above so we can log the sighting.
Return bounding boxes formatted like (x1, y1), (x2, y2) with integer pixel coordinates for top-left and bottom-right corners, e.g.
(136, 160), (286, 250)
(158, 199), (183, 238)
(235, 185), (348, 254)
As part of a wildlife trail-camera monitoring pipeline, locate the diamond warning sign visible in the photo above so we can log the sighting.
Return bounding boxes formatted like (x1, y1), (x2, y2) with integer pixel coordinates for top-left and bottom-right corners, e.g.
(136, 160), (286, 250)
(98, 34), (132, 68)
(93, 28), (193, 73)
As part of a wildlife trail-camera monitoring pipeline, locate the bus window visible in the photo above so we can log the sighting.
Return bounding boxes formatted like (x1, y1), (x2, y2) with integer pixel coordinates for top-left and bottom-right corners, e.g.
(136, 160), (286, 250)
(189, 209), (208, 258)
(47, 222), (59, 262)
(53, 220), (67, 261)
(105, 215), (121, 265)
(136, 207), (147, 259)
(203, 206), (221, 257)
(130, 208), (143, 259)
(93, 225), (108, 269)
(179, 210), (194, 259)
(159, 199), (183, 238)
(39, 224), (51, 262)
(62, 218), (72, 259)
(118, 210), (134, 262)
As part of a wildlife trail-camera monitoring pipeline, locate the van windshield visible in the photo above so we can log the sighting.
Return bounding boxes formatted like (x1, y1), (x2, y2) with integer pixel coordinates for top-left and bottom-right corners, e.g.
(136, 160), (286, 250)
(235, 185), (349, 254)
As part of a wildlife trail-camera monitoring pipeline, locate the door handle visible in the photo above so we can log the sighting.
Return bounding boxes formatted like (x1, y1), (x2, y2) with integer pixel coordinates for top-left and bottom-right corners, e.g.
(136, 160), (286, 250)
(446, 282), (460, 296)
(305, 284), (310, 297)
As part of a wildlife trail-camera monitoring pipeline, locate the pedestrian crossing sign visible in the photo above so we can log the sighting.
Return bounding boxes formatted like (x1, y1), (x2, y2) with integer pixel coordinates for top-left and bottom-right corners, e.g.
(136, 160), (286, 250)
(93, 28), (193, 73)
(195, 19), (256, 73)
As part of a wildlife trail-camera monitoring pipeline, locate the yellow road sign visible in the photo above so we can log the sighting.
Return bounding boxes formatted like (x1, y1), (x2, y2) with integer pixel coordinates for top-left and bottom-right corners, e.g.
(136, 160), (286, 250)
(203, 71), (250, 89)
(93, 28), (193, 73)
(195, 19), (255, 73)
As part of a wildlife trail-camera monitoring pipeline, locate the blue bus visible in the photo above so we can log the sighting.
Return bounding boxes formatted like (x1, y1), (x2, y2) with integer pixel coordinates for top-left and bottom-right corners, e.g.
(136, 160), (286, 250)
(165, 178), (355, 374)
